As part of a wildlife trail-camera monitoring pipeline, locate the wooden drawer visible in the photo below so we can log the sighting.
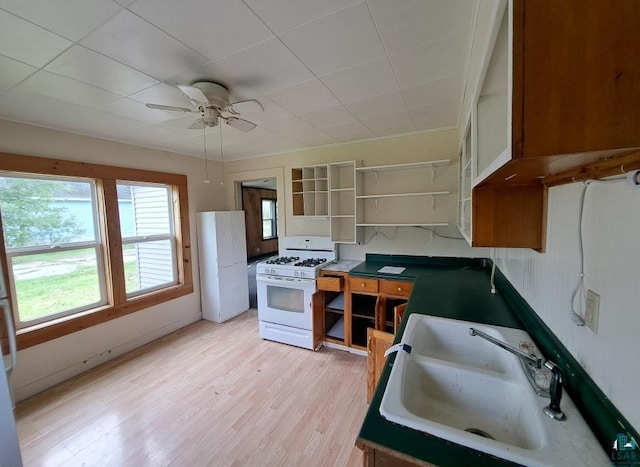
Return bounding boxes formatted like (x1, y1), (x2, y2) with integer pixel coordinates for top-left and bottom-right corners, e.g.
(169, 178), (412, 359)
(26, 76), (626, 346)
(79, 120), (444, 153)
(380, 279), (413, 298)
(350, 277), (378, 294)
(317, 276), (343, 292)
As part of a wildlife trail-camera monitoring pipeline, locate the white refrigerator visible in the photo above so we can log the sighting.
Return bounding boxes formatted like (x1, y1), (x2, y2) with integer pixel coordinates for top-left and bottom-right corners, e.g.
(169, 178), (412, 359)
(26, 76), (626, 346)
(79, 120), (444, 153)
(196, 211), (250, 323)
(1, 261), (23, 466)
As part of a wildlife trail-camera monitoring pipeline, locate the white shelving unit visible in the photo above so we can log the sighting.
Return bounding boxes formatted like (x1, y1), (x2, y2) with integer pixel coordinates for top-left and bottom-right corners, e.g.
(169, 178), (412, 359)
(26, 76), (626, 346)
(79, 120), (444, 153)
(355, 160), (453, 228)
(328, 161), (361, 244)
(292, 165), (328, 217)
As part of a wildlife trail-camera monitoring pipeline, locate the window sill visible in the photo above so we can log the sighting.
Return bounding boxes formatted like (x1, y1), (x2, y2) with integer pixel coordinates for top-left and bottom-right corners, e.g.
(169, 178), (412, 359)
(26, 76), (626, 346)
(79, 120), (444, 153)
(2, 283), (193, 352)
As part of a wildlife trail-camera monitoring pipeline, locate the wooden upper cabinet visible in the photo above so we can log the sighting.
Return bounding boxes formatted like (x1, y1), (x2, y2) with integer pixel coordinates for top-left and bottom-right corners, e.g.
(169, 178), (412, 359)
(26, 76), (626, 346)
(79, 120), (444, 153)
(478, 0), (640, 187)
(463, 0), (640, 251)
(515, 0), (640, 159)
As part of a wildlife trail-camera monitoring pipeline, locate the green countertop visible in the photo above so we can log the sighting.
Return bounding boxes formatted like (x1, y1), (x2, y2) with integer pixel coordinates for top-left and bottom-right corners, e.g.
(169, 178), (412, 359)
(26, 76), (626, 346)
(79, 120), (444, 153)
(353, 254), (639, 466)
(352, 255), (522, 466)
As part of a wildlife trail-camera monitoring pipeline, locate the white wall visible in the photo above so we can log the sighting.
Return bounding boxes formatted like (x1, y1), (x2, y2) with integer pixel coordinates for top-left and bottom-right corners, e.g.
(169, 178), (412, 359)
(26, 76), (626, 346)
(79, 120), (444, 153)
(0, 119), (226, 401)
(496, 181), (640, 429)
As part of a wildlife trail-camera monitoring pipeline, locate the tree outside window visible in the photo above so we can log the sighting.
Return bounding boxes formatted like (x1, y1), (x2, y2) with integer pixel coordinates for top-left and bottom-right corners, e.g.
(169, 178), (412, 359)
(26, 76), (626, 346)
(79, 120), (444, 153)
(261, 199), (277, 240)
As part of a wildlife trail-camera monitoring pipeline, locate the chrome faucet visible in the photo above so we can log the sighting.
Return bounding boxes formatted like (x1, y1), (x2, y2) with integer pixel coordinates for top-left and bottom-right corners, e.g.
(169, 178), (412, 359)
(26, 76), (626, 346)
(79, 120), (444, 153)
(469, 327), (566, 421)
(468, 327), (542, 368)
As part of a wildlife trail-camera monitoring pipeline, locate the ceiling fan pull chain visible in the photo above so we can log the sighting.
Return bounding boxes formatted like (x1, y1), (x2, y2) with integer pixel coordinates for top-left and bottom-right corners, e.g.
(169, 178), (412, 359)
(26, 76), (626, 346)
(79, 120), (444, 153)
(220, 118), (225, 186)
(202, 113), (210, 184)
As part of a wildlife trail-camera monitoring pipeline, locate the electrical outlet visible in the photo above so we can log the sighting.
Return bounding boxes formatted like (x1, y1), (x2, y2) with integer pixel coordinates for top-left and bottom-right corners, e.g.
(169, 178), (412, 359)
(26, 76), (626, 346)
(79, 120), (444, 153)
(585, 289), (600, 333)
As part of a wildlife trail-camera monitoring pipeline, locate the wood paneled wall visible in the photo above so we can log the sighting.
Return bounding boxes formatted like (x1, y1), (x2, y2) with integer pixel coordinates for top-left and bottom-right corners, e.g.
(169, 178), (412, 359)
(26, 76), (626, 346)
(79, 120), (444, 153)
(242, 187), (278, 258)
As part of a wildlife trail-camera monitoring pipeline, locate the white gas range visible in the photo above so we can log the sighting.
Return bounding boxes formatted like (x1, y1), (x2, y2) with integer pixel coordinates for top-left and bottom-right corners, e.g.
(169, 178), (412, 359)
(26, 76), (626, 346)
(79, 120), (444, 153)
(256, 236), (336, 350)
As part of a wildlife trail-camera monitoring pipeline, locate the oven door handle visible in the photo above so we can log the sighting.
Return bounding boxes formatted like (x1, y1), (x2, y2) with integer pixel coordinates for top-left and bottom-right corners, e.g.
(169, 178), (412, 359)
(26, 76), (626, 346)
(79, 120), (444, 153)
(257, 275), (315, 286)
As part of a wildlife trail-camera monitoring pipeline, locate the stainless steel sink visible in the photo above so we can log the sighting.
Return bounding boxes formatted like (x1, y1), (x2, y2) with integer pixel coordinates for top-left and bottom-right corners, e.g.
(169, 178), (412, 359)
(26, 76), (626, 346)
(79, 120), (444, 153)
(379, 315), (609, 466)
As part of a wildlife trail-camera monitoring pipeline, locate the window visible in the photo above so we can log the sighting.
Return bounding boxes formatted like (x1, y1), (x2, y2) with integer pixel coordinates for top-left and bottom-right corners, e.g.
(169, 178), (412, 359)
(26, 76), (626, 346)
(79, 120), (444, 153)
(0, 153), (192, 350)
(261, 199), (277, 240)
(117, 182), (177, 296)
(0, 175), (106, 326)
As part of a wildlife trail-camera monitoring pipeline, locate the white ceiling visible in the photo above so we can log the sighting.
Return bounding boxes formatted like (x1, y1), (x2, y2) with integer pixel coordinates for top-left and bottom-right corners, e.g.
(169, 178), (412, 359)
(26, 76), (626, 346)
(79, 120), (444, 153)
(0, 0), (476, 161)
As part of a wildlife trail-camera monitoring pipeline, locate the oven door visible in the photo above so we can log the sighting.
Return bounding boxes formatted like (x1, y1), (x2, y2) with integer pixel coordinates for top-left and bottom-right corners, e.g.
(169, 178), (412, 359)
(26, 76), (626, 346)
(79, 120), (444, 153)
(256, 274), (315, 330)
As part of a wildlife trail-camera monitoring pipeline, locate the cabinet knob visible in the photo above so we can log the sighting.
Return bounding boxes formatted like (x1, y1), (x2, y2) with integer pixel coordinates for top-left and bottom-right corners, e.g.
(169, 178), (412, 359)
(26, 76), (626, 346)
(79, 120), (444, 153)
(360, 283), (365, 288)
(397, 287), (402, 292)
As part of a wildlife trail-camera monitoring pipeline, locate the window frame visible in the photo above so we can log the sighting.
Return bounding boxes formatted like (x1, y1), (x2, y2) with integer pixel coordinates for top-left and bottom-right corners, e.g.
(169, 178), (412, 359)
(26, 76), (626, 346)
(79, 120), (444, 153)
(261, 198), (277, 241)
(0, 152), (192, 352)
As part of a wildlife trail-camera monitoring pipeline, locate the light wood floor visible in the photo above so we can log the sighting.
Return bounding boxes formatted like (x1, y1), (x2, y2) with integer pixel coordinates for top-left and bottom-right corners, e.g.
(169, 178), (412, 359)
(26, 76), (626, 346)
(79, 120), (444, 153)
(15, 310), (368, 467)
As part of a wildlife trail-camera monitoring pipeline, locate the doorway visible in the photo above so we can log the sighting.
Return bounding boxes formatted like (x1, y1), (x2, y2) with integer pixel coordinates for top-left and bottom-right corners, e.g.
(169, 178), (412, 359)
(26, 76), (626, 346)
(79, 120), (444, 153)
(241, 178), (278, 309)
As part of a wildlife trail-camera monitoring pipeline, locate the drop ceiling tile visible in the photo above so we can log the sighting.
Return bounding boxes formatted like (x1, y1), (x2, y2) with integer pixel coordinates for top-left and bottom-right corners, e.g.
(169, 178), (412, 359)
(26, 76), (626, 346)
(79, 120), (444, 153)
(46, 46), (159, 96)
(320, 57), (398, 104)
(17, 70), (121, 108)
(390, 35), (467, 89)
(100, 98), (176, 123)
(299, 105), (356, 129)
(362, 110), (415, 137)
(129, 0), (273, 62)
(322, 120), (374, 141)
(242, 0), (361, 34)
(114, 125), (187, 147)
(344, 90), (406, 120)
(0, 0), (121, 42)
(401, 75), (463, 111)
(409, 101), (459, 130)
(0, 55), (37, 94)
(0, 10), (72, 67)
(266, 79), (339, 115)
(128, 82), (194, 109)
(213, 38), (314, 94)
(367, 0), (473, 54)
(162, 134), (210, 155)
(80, 11), (209, 81)
(259, 116), (337, 145)
(0, 86), (137, 136)
(280, 2), (385, 76)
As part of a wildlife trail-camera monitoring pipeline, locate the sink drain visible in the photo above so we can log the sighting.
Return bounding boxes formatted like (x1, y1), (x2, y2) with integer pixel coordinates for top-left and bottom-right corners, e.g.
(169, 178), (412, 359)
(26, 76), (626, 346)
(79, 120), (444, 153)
(464, 428), (495, 440)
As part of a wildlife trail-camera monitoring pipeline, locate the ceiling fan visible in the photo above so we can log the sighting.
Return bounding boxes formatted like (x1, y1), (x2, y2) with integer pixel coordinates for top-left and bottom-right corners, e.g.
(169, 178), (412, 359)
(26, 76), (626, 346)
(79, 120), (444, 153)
(145, 81), (263, 132)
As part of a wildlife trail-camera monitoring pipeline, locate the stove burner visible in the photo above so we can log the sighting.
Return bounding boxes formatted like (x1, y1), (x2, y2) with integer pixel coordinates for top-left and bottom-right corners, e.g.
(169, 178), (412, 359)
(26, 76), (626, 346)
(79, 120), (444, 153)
(294, 258), (327, 267)
(265, 256), (299, 265)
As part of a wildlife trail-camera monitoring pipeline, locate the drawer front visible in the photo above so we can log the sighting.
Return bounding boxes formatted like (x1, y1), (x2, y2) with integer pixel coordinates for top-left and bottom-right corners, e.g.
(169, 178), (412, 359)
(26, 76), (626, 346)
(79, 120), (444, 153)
(350, 277), (379, 294)
(317, 276), (343, 292)
(380, 279), (413, 298)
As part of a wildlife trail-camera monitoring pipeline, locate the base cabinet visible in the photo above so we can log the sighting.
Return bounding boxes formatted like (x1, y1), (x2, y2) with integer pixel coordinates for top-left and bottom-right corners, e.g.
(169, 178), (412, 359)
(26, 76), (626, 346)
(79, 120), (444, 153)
(361, 445), (434, 467)
(316, 275), (412, 352)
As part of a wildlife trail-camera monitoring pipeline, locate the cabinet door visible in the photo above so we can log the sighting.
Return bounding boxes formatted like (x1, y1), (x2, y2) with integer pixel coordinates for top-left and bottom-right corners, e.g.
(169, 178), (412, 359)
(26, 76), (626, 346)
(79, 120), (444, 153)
(367, 328), (394, 403)
(518, 0), (640, 158)
(394, 303), (407, 335)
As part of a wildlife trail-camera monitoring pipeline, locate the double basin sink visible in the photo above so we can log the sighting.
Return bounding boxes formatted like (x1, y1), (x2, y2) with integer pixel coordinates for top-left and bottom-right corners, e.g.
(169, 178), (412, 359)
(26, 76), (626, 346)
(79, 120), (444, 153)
(379, 315), (609, 466)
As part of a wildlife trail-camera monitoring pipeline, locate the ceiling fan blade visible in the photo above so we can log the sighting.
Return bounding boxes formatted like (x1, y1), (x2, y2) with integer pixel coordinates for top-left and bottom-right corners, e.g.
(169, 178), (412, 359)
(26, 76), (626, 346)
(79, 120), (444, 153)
(177, 84), (210, 105)
(225, 117), (256, 132)
(228, 99), (264, 115)
(188, 119), (205, 130)
(145, 103), (194, 113)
